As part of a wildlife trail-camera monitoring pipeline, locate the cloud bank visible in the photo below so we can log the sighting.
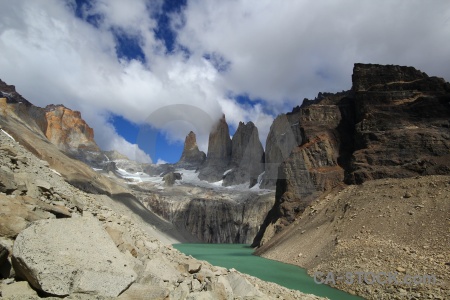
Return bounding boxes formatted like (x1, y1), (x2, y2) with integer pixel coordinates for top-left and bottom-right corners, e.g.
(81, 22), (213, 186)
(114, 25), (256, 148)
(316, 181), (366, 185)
(0, 0), (449, 161)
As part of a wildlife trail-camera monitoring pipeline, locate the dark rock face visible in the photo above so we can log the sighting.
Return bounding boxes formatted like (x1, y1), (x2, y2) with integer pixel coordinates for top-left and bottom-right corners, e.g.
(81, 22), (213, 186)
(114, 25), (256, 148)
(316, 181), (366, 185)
(223, 122), (264, 187)
(175, 131), (206, 170)
(253, 63), (450, 247)
(143, 192), (275, 244)
(349, 63), (450, 183)
(260, 113), (302, 189)
(198, 115), (232, 182)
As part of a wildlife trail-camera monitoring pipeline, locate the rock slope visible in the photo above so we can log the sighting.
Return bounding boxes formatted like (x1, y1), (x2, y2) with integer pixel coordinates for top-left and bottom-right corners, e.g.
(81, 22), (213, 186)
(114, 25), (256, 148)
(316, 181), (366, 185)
(255, 176), (450, 300)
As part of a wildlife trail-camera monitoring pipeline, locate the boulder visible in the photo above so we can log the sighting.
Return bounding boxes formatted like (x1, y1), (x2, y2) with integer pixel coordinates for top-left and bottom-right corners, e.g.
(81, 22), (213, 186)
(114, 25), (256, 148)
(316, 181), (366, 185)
(227, 272), (264, 297)
(12, 217), (136, 297)
(0, 243), (8, 267)
(163, 172), (181, 187)
(1, 281), (38, 298)
(0, 169), (17, 193)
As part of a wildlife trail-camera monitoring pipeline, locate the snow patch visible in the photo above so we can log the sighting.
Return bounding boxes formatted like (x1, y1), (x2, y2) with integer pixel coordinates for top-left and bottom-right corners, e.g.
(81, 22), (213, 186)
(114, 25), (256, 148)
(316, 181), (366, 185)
(1, 129), (15, 141)
(223, 169), (233, 176)
(50, 169), (62, 176)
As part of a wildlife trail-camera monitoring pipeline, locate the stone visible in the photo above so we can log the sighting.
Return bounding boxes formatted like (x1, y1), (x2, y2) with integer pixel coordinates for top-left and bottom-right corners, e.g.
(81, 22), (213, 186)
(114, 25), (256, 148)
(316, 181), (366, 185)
(187, 261), (202, 274)
(176, 131), (206, 170)
(117, 284), (169, 300)
(0, 169), (17, 193)
(396, 266), (406, 273)
(34, 179), (52, 192)
(0, 243), (8, 267)
(1, 281), (38, 298)
(163, 172), (180, 187)
(12, 217), (136, 297)
(227, 272), (264, 297)
(142, 254), (179, 284)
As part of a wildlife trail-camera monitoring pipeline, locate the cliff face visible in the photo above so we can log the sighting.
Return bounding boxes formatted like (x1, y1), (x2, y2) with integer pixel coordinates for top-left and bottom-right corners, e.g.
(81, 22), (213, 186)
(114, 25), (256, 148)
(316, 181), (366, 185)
(260, 113), (301, 189)
(198, 115), (232, 182)
(44, 105), (100, 153)
(0, 80), (104, 165)
(349, 63), (450, 183)
(142, 190), (275, 244)
(175, 131), (206, 170)
(223, 121), (264, 187)
(253, 63), (450, 247)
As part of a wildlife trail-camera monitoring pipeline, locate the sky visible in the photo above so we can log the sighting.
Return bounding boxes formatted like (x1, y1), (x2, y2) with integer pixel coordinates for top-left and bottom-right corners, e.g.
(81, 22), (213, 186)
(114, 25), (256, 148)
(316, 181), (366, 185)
(0, 1), (449, 163)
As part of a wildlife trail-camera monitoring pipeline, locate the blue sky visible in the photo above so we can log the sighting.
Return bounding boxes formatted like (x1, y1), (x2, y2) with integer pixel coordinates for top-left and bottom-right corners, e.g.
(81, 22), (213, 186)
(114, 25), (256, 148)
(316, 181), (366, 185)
(0, 1), (449, 163)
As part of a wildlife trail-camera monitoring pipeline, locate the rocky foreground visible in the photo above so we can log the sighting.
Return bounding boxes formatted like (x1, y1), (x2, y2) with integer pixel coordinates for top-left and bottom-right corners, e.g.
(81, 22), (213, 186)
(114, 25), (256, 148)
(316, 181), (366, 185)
(0, 121), (323, 298)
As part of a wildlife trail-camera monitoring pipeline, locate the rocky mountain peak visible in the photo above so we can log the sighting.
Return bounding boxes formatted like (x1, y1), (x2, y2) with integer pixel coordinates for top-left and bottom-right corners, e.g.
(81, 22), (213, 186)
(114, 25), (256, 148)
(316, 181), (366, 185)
(176, 131), (206, 170)
(198, 115), (232, 181)
(184, 131), (198, 150)
(223, 121), (264, 187)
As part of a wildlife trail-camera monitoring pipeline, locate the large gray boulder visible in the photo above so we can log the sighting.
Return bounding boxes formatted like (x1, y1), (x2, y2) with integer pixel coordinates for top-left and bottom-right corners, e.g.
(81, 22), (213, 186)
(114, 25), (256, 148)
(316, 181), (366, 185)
(12, 217), (136, 297)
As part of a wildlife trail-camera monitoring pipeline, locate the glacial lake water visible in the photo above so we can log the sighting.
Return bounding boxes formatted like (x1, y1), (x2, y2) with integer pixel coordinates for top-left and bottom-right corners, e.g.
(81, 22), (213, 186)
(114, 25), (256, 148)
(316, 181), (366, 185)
(173, 243), (364, 300)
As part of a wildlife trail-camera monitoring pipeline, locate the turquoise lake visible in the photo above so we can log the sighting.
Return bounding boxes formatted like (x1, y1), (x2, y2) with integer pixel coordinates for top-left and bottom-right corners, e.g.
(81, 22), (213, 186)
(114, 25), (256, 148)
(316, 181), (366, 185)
(173, 243), (364, 300)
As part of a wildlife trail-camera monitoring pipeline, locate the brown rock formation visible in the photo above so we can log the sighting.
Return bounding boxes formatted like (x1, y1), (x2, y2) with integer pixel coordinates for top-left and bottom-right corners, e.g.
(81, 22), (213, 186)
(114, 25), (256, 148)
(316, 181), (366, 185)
(176, 131), (206, 170)
(198, 115), (232, 182)
(253, 63), (450, 247)
(44, 105), (99, 153)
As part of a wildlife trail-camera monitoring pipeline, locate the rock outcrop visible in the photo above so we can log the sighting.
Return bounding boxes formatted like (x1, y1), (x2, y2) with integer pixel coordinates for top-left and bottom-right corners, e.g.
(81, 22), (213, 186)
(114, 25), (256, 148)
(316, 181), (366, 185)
(223, 121), (265, 187)
(12, 217), (137, 297)
(198, 115), (232, 182)
(253, 63), (450, 247)
(175, 131), (206, 170)
(260, 112), (302, 189)
(349, 63), (450, 183)
(141, 188), (275, 244)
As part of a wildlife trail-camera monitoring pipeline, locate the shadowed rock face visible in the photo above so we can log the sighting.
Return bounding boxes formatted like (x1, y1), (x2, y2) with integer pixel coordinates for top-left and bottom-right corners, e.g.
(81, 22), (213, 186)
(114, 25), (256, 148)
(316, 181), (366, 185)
(223, 121), (264, 187)
(253, 63), (450, 247)
(198, 115), (232, 182)
(175, 131), (206, 170)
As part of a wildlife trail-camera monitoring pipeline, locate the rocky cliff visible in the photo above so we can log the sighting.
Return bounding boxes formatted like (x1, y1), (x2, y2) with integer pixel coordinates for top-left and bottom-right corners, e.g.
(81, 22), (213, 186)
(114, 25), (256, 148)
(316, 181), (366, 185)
(253, 63), (450, 247)
(198, 115), (232, 182)
(175, 131), (206, 170)
(223, 121), (265, 187)
(140, 187), (275, 244)
(44, 104), (101, 155)
(0, 80), (105, 166)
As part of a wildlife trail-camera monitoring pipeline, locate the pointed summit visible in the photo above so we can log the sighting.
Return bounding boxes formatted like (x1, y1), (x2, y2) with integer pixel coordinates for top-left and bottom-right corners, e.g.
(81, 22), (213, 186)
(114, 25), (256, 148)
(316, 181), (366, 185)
(176, 131), (206, 170)
(198, 115), (232, 182)
(223, 121), (264, 187)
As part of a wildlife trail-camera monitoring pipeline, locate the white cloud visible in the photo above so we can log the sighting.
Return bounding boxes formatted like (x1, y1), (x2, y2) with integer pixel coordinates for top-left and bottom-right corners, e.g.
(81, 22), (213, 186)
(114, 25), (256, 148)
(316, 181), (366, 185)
(0, 0), (449, 161)
(176, 0), (450, 103)
(156, 158), (167, 165)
